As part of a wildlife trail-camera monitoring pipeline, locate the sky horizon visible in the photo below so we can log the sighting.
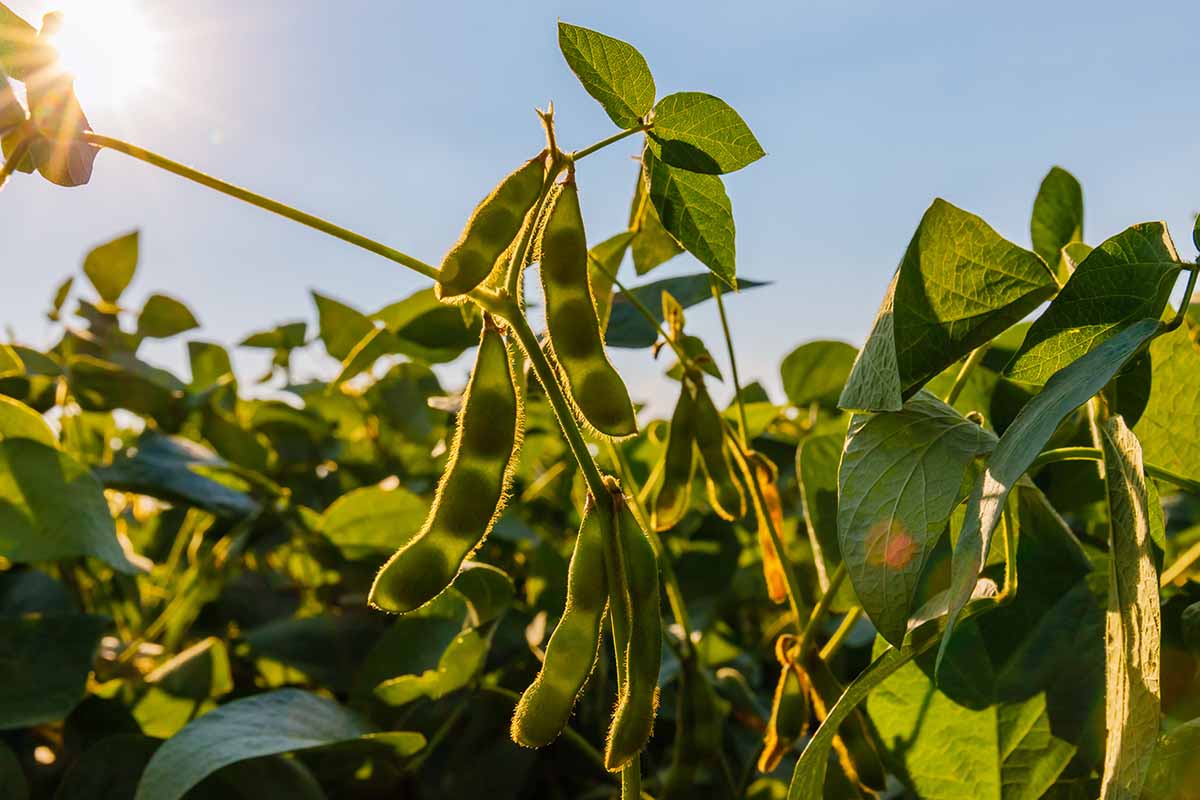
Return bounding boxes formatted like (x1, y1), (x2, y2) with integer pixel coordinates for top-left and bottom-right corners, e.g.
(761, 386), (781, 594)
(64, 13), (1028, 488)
(5, 0), (1199, 415)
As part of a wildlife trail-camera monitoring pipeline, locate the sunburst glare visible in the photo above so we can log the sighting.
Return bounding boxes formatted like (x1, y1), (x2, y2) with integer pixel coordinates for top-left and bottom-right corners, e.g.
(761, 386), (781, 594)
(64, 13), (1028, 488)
(38, 0), (160, 107)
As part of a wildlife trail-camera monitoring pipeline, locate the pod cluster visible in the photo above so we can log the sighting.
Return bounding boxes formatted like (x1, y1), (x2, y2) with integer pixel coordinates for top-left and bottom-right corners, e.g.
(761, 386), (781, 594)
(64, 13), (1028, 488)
(369, 322), (524, 613)
(509, 484), (662, 774)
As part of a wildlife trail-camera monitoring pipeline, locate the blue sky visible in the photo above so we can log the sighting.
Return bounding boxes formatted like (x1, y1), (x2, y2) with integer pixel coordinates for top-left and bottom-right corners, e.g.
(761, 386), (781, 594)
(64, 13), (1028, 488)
(5, 0), (1199, 412)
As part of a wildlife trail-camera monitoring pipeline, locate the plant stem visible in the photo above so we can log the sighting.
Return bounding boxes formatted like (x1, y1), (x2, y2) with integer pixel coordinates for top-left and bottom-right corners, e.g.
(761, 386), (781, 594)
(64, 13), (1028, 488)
(505, 166), (559, 298)
(796, 562), (847, 660)
(943, 345), (988, 406)
(1167, 263), (1199, 332)
(504, 312), (609, 501)
(1031, 446), (1200, 494)
(818, 606), (862, 662)
(711, 276), (749, 446)
(589, 256), (694, 368)
(569, 124), (651, 163)
(606, 441), (694, 656)
(727, 441), (807, 630)
(1161, 538), (1200, 587)
(75, 133), (526, 307)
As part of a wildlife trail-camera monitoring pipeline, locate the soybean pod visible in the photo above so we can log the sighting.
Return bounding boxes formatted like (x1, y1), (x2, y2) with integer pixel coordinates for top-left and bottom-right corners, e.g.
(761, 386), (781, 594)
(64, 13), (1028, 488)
(651, 382), (696, 531)
(751, 455), (788, 604)
(511, 497), (608, 748)
(604, 492), (663, 772)
(369, 322), (523, 613)
(538, 177), (638, 439)
(758, 634), (812, 773)
(693, 382), (746, 521)
(436, 154), (545, 299)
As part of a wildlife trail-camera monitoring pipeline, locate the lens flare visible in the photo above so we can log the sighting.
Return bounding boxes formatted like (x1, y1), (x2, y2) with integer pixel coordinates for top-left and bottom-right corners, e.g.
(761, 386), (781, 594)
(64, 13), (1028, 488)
(39, 0), (159, 107)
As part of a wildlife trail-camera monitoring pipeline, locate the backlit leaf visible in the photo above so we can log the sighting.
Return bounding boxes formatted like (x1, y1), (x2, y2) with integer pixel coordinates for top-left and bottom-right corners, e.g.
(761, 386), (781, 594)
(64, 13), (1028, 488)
(940, 319), (1162, 673)
(629, 170), (682, 275)
(839, 392), (996, 644)
(1007, 222), (1181, 384)
(1134, 316), (1200, 482)
(1030, 166), (1083, 282)
(0, 394), (56, 447)
(82, 230), (138, 305)
(644, 146), (736, 286)
(320, 483), (429, 559)
(780, 340), (857, 408)
(840, 200), (1058, 412)
(557, 22), (655, 129)
(1098, 416), (1161, 799)
(137, 293), (200, 339)
(649, 92), (764, 174)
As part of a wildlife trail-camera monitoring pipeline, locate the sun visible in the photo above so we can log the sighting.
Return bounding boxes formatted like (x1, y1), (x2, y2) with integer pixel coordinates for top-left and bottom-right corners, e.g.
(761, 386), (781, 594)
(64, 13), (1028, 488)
(38, 0), (160, 107)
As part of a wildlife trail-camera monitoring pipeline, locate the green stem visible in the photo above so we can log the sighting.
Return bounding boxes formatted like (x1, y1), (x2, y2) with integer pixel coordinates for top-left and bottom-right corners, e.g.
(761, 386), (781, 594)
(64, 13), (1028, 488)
(943, 345), (988, 406)
(818, 606), (862, 662)
(1031, 446), (1200, 494)
(1161, 538), (1200, 587)
(505, 312), (608, 501)
(711, 276), (749, 446)
(727, 440), (807, 630)
(1166, 263), (1199, 332)
(505, 166), (559, 298)
(590, 256), (693, 368)
(569, 124), (651, 163)
(796, 562), (847, 660)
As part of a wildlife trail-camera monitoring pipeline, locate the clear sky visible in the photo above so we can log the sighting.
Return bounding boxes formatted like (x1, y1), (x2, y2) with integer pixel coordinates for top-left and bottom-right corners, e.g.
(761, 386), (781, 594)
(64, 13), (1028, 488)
(5, 0), (1199, 413)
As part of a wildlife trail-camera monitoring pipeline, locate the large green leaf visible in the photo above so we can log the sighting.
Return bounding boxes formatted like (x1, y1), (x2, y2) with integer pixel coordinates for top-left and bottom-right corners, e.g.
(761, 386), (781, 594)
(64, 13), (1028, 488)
(134, 689), (425, 800)
(319, 483), (428, 559)
(780, 340), (857, 407)
(95, 431), (259, 518)
(374, 624), (489, 706)
(606, 272), (766, 348)
(839, 392), (996, 644)
(1007, 223), (1182, 383)
(371, 287), (482, 364)
(840, 199), (1058, 412)
(557, 22), (655, 129)
(82, 231), (139, 306)
(1098, 416), (1161, 799)
(0, 613), (108, 729)
(940, 319), (1162, 672)
(137, 293), (200, 339)
(648, 92), (764, 174)
(0, 394), (56, 447)
(0, 438), (142, 572)
(643, 146), (736, 286)
(1030, 166), (1083, 281)
(1134, 316), (1200, 482)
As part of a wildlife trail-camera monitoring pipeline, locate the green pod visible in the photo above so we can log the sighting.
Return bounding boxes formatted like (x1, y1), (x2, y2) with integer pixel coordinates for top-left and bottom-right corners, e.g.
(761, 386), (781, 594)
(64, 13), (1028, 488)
(436, 155), (545, 299)
(539, 179), (638, 439)
(604, 497), (663, 772)
(369, 324), (523, 613)
(693, 383), (746, 521)
(511, 498), (609, 747)
(651, 383), (696, 531)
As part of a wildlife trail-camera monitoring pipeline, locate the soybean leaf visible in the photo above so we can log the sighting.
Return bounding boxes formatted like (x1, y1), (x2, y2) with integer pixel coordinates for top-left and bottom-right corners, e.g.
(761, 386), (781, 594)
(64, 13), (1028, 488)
(0, 613), (108, 729)
(69, 353), (184, 420)
(188, 341), (234, 390)
(375, 625), (489, 706)
(648, 92), (765, 174)
(1030, 166), (1084, 282)
(0, 394), (56, 447)
(134, 689), (425, 800)
(1142, 717), (1200, 800)
(137, 293), (199, 339)
(319, 483), (428, 559)
(780, 340), (858, 407)
(372, 287), (483, 364)
(82, 230), (138, 305)
(0, 3), (52, 79)
(239, 321), (307, 350)
(839, 392), (996, 644)
(0, 343), (22, 377)
(145, 637), (234, 701)
(606, 272), (766, 348)
(453, 561), (515, 626)
(643, 146), (736, 287)
(588, 231), (633, 333)
(0, 439), (142, 572)
(95, 431), (259, 518)
(313, 292), (395, 363)
(840, 200), (1058, 412)
(629, 170), (683, 275)
(1006, 222), (1181, 384)
(26, 69), (97, 187)
(1134, 316), (1200, 482)
(557, 22), (655, 129)
(1098, 416), (1161, 799)
(940, 318), (1162, 673)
